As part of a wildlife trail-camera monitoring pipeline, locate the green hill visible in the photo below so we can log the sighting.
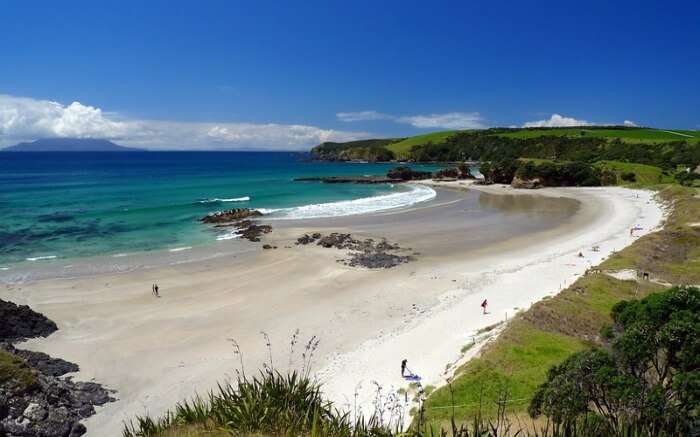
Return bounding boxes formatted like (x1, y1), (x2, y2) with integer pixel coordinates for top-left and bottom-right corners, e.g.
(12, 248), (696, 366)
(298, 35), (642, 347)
(386, 130), (462, 158)
(310, 127), (700, 174)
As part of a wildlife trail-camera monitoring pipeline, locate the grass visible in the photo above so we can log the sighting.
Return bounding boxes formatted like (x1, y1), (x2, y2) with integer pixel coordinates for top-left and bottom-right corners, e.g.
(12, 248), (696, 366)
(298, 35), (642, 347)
(496, 127), (700, 144)
(386, 130), (461, 158)
(421, 185), (699, 427)
(423, 319), (587, 422)
(592, 160), (673, 187)
(0, 349), (37, 390)
(600, 185), (700, 284)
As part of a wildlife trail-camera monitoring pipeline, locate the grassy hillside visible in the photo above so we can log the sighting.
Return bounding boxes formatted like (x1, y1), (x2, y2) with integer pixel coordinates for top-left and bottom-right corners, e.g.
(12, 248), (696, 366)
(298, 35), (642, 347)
(497, 127), (700, 143)
(592, 160), (674, 186)
(386, 130), (461, 158)
(421, 185), (700, 426)
(311, 127), (700, 172)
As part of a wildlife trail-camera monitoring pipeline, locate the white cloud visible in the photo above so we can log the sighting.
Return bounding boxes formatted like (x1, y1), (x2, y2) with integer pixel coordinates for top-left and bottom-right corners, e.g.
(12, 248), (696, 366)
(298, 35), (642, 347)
(523, 114), (590, 128)
(335, 110), (392, 122)
(398, 112), (484, 129)
(623, 120), (638, 127)
(0, 94), (368, 150)
(337, 110), (484, 129)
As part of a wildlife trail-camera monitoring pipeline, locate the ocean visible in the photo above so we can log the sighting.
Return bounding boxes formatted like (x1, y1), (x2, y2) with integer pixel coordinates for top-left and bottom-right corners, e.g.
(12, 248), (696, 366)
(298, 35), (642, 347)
(0, 152), (442, 270)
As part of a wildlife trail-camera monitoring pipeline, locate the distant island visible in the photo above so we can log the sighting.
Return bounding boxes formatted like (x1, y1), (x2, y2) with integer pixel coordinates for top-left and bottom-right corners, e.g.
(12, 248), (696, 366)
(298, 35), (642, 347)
(2, 138), (145, 152)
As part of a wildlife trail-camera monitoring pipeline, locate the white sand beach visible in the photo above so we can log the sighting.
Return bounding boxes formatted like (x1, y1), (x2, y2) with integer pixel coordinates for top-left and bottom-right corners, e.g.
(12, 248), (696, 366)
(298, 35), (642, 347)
(1, 184), (665, 435)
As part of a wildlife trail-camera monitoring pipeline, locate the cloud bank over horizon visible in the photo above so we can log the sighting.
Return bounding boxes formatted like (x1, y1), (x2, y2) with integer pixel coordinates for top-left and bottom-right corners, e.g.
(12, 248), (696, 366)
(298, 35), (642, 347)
(337, 110), (485, 129)
(0, 94), (369, 150)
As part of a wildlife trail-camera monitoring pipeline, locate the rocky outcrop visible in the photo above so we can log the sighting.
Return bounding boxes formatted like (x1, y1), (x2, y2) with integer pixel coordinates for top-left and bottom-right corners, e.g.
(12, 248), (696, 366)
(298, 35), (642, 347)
(0, 300), (57, 343)
(386, 166), (432, 181)
(200, 208), (262, 224)
(0, 364), (114, 437)
(295, 233), (413, 269)
(0, 300), (114, 437)
(511, 176), (543, 189)
(236, 221), (272, 242)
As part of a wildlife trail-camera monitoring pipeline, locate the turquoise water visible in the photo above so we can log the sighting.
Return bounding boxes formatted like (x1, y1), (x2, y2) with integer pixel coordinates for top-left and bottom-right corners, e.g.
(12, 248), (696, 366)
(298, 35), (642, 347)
(0, 152), (441, 267)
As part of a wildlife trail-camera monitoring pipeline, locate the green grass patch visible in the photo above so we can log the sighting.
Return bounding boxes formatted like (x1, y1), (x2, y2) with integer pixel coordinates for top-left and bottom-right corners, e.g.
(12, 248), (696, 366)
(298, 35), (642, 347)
(423, 319), (587, 423)
(0, 349), (37, 390)
(593, 160), (672, 187)
(497, 127), (700, 143)
(387, 130), (461, 158)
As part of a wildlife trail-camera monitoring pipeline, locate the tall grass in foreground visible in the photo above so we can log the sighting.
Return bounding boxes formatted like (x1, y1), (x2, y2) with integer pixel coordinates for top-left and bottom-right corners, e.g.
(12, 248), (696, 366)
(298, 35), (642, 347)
(123, 369), (680, 437)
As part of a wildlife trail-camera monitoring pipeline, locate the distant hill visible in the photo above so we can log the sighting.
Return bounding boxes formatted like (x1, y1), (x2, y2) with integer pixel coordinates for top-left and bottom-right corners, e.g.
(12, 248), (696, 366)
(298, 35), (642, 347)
(311, 126), (700, 168)
(2, 138), (145, 152)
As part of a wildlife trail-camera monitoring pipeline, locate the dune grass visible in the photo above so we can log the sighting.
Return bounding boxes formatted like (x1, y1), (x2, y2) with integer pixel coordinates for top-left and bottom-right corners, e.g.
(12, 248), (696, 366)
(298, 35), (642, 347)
(386, 131), (461, 158)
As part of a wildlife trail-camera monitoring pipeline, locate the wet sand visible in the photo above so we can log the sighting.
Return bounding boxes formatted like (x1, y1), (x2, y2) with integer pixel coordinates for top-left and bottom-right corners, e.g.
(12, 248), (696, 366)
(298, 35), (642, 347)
(1, 185), (664, 435)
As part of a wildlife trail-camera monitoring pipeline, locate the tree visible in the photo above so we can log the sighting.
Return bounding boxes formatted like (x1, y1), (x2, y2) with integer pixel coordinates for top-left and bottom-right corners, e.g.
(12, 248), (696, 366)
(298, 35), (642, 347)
(529, 286), (700, 435)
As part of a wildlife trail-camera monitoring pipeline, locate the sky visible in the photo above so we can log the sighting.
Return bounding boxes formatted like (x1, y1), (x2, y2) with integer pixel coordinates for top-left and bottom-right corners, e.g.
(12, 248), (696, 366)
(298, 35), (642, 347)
(1, 0), (699, 150)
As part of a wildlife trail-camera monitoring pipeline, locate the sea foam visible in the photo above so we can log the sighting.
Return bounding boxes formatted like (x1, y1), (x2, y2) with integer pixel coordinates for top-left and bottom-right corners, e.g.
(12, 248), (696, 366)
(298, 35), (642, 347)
(26, 255), (57, 261)
(262, 184), (436, 220)
(198, 196), (250, 204)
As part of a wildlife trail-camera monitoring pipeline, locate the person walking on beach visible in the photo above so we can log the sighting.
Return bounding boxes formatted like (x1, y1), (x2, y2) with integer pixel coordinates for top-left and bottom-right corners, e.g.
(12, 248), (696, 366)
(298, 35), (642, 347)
(151, 284), (156, 296)
(481, 299), (488, 314)
(401, 359), (408, 377)
(154, 284), (160, 297)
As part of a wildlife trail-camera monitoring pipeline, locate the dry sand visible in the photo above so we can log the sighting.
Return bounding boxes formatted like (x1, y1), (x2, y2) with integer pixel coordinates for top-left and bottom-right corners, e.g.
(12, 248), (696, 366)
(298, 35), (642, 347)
(1, 184), (664, 435)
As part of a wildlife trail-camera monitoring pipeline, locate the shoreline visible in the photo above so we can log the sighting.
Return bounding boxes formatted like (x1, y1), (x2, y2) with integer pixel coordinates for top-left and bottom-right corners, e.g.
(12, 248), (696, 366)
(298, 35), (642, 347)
(315, 182), (665, 426)
(0, 185), (664, 435)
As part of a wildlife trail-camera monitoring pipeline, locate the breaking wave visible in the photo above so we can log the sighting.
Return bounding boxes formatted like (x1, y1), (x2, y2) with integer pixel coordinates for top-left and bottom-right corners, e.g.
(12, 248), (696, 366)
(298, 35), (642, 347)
(198, 196), (250, 204)
(261, 184), (436, 220)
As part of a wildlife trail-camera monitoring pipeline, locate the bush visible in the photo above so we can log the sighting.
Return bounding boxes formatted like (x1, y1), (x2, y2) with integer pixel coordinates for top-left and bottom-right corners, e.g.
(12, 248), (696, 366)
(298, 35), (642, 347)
(529, 286), (700, 435)
(621, 172), (637, 182)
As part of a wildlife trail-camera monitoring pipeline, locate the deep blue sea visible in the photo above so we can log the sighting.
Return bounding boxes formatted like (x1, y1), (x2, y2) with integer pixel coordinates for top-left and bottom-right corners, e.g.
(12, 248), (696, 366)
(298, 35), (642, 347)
(0, 152), (442, 268)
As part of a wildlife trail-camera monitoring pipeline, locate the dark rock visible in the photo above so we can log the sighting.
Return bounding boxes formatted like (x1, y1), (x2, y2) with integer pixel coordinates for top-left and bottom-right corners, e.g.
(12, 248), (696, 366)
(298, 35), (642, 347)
(0, 300), (58, 343)
(262, 244), (273, 250)
(1, 344), (78, 377)
(296, 233), (322, 245)
(298, 232), (414, 269)
(236, 222), (272, 242)
(0, 300), (115, 437)
(200, 208), (262, 224)
(386, 166), (432, 181)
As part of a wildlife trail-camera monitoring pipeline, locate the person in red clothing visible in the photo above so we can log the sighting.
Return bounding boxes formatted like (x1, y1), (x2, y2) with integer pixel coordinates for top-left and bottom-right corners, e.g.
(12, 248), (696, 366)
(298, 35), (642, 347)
(481, 299), (488, 314)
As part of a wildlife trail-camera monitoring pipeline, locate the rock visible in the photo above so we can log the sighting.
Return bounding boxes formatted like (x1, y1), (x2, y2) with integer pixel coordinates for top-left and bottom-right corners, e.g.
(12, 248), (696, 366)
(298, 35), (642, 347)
(511, 176), (543, 189)
(237, 222), (272, 242)
(297, 232), (414, 269)
(296, 233), (321, 245)
(0, 300), (114, 437)
(23, 402), (47, 421)
(200, 208), (262, 224)
(0, 300), (58, 342)
(69, 422), (87, 437)
(262, 244), (273, 250)
(386, 166), (432, 181)
(2, 344), (79, 377)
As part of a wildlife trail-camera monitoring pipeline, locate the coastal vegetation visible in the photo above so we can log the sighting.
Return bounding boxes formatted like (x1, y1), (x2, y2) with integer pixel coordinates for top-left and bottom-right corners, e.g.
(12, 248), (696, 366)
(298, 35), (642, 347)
(312, 126), (700, 188)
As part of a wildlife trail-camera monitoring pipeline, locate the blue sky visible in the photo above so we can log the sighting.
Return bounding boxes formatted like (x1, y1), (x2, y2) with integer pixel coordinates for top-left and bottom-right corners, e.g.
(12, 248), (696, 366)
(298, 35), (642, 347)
(1, 0), (699, 149)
